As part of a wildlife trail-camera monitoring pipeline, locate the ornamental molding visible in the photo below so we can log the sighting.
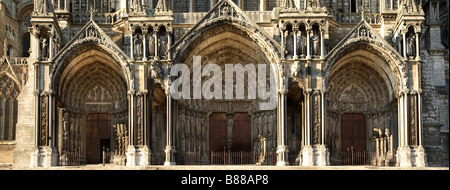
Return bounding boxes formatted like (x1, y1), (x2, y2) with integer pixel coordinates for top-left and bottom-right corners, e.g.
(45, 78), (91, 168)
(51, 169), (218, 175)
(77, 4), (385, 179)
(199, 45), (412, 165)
(170, 0), (282, 66)
(323, 19), (407, 93)
(50, 19), (133, 91)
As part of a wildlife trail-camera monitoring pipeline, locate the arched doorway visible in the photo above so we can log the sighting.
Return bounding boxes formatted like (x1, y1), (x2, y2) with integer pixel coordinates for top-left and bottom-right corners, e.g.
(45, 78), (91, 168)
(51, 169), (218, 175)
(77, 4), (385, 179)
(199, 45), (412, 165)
(173, 22), (279, 164)
(326, 44), (397, 165)
(54, 44), (128, 165)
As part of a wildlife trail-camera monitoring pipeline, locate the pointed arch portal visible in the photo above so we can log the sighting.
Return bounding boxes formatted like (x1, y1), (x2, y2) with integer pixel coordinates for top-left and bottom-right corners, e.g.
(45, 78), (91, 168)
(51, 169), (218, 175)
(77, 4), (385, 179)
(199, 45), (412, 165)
(54, 44), (128, 164)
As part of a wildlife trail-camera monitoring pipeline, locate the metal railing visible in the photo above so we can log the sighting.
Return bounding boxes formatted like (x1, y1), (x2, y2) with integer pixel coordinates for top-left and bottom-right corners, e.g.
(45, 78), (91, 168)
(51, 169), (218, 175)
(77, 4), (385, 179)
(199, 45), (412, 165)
(208, 147), (299, 165)
(101, 147), (112, 165)
(59, 148), (83, 166)
(210, 148), (256, 165)
(341, 150), (375, 165)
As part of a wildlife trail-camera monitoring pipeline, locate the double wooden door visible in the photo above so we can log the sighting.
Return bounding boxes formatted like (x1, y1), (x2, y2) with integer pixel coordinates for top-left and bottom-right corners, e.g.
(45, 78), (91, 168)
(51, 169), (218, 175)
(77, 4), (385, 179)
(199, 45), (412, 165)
(341, 113), (366, 152)
(209, 112), (251, 154)
(86, 113), (111, 164)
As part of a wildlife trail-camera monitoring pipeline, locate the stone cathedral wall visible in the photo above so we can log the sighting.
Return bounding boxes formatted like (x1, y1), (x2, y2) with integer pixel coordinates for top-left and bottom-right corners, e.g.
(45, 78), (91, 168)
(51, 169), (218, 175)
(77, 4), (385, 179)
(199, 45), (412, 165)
(0, 0), (448, 167)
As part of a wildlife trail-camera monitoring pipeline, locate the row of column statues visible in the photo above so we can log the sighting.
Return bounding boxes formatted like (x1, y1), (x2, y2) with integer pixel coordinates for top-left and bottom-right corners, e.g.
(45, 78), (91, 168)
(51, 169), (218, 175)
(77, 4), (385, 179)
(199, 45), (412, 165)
(283, 26), (323, 59)
(177, 106), (208, 154)
(132, 30), (170, 60)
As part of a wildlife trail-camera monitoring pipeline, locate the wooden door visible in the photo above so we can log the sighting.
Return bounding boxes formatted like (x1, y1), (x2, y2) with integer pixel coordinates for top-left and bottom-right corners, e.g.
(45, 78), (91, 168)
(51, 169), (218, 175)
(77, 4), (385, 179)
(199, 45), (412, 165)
(232, 113), (251, 152)
(209, 112), (228, 154)
(86, 113), (111, 164)
(341, 113), (366, 152)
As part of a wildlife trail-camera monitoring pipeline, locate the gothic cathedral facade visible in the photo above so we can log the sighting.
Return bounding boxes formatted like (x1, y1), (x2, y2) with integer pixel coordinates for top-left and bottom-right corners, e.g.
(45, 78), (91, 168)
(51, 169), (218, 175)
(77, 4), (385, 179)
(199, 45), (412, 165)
(0, 0), (448, 168)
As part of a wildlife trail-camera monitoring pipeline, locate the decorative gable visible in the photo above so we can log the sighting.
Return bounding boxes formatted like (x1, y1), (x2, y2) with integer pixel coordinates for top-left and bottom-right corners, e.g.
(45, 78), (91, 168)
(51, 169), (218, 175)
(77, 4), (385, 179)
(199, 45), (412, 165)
(52, 19), (129, 66)
(171, 0), (282, 61)
(325, 19), (403, 65)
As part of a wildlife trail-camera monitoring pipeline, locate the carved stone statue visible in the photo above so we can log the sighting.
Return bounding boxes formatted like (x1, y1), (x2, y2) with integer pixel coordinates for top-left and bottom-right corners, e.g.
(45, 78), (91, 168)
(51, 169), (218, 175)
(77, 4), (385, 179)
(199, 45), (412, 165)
(148, 32), (155, 57)
(226, 114), (233, 150)
(134, 33), (143, 58)
(285, 31), (293, 57)
(150, 61), (161, 78)
(290, 61), (301, 78)
(257, 135), (266, 164)
(297, 31), (306, 57)
(40, 37), (48, 59)
(310, 30), (320, 56)
(159, 34), (168, 57)
(406, 34), (416, 57)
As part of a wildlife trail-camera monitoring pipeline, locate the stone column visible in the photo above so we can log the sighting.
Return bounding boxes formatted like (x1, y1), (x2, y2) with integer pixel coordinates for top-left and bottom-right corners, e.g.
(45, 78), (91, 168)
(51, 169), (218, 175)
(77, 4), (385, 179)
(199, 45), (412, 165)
(293, 29), (298, 59)
(402, 32), (407, 58)
(143, 31), (148, 61)
(301, 88), (314, 166)
(276, 89), (289, 166)
(130, 34), (134, 60)
(34, 33), (40, 61)
(415, 32), (420, 60)
(189, 0), (193, 12)
(154, 32), (159, 60)
(49, 33), (54, 60)
(281, 28), (286, 58)
(58, 108), (64, 155)
(167, 31), (172, 60)
(320, 29), (325, 59)
(48, 91), (55, 148)
(415, 90), (426, 167)
(417, 90), (423, 147)
(320, 90), (325, 145)
(304, 88), (312, 147)
(126, 91), (137, 166)
(397, 90), (412, 167)
(65, 0), (69, 10)
(164, 90), (176, 166)
(306, 29), (311, 59)
(315, 89), (329, 166)
(48, 91), (58, 166)
(260, 0), (265, 11)
(137, 92), (151, 166)
(34, 64), (40, 147)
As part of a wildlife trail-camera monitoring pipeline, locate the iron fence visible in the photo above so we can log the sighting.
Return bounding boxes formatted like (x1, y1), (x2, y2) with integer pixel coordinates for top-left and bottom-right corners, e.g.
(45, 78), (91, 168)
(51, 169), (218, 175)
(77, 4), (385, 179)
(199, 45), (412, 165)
(210, 150), (256, 165)
(207, 148), (299, 165)
(341, 150), (375, 165)
(59, 148), (83, 166)
(185, 151), (202, 165)
(101, 147), (112, 165)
